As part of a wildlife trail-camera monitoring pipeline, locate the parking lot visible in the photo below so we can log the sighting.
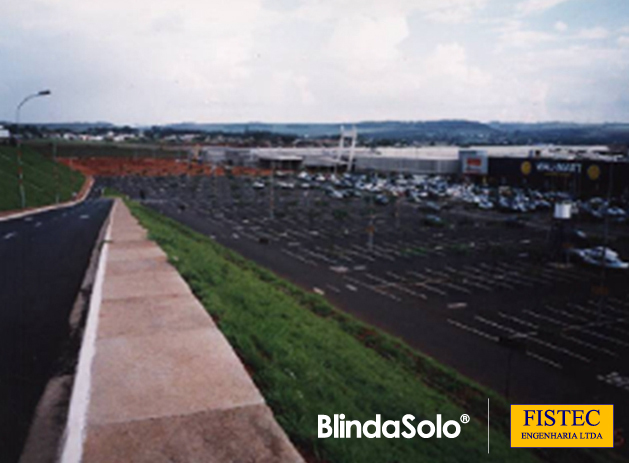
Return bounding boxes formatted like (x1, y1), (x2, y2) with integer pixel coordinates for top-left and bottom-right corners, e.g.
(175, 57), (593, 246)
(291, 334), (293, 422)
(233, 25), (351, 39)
(99, 171), (629, 414)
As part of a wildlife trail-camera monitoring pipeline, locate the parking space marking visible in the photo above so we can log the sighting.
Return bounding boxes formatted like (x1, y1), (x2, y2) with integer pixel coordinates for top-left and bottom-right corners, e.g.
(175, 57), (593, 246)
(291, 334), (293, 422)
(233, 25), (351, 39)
(447, 319), (499, 342)
(326, 284), (341, 294)
(561, 333), (617, 357)
(526, 351), (563, 369)
(497, 312), (539, 330)
(527, 336), (590, 363)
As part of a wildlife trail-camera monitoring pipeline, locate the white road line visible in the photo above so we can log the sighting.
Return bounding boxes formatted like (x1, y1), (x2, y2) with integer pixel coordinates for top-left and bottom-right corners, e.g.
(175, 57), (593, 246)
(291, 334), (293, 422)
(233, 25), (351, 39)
(35, 222), (42, 228)
(3, 232), (17, 240)
(447, 319), (499, 342)
(497, 312), (539, 330)
(60, 204), (113, 463)
(561, 334), (617, 357)
(527, 337), (590, 363)
(526, 351), (563, 369)
(325, 284), (341, 294)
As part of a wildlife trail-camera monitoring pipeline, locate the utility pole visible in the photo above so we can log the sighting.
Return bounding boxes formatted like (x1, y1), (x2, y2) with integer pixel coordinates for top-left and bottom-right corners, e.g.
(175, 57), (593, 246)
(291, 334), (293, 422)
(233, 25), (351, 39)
(367, 194), (375, 252)
(15, 89), (51, 209)
(269, 161), (275, 219)
(598, 163), (614, 321)
(53, 141), (59, 204)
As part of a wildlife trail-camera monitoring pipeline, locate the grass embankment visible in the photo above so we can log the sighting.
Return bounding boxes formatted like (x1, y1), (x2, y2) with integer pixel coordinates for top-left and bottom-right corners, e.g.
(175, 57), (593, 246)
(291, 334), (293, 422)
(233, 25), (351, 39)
(0, 145), (84, 212)
(125, 199), (620, 463)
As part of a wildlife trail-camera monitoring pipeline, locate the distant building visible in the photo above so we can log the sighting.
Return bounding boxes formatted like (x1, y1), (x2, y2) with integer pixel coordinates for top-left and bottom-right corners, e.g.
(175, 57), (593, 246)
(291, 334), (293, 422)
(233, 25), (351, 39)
(0, 125), (10, 144)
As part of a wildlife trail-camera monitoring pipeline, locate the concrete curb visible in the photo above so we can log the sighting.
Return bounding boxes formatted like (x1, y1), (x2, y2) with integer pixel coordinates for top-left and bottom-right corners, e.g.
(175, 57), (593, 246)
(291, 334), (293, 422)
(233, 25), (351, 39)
(0, 176), (95, 223)
(59, 199), (114, 463)
(59, 199), (304, 462)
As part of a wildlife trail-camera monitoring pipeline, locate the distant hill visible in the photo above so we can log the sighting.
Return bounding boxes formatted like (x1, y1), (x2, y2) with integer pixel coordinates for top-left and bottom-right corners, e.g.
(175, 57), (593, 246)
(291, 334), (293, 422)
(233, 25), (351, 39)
(162, 120), (629, 144)
(33, 122), (115, 131)
(11, 119), (629, 145)
(487, 122), (629, 145)
(163, 120), (496, 140)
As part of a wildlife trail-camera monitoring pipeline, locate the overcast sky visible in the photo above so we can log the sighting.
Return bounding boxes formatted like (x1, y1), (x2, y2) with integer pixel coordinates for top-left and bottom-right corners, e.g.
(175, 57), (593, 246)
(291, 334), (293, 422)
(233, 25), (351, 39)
(2, 0), (629, 125)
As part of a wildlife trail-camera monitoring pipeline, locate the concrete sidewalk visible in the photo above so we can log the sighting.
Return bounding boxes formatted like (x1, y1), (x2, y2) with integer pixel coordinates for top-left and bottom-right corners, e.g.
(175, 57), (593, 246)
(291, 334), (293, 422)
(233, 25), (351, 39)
(67, 199), (304, 463)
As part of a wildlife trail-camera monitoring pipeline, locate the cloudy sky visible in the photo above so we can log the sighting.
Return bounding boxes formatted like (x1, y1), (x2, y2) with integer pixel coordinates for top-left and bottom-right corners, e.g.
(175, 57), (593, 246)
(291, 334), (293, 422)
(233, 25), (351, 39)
(2, 0), (629, 124)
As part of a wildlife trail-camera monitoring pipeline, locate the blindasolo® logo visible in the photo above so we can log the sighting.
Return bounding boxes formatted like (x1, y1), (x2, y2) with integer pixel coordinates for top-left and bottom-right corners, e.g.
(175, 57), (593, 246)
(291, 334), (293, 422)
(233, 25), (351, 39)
(318, 414), (469, 439)
(511, 405), (614, 448)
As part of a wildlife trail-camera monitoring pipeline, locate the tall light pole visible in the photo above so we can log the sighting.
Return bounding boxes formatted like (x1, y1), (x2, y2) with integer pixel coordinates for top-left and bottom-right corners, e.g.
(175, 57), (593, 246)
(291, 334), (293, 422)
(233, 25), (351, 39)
(15, 89), (51, 209)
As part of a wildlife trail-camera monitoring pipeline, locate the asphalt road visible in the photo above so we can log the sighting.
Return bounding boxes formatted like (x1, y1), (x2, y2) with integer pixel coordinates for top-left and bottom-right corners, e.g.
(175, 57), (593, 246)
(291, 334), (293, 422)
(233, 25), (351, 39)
(0, 199), (112, 463)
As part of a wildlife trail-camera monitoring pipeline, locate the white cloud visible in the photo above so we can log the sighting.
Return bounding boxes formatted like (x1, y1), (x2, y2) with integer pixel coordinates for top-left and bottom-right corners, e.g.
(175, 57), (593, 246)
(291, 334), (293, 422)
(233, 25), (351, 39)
(1, 0), (629, 124)
(554, 21), (568, 32)
(423, 0), (488, 24)
(495, 19), (556, 49)
(516, 0), (570, 16)
(578, 27), (609, 40)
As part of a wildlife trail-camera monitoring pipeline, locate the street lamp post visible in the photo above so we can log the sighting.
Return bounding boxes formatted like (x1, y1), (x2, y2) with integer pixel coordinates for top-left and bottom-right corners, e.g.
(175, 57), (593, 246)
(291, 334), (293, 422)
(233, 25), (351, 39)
(15, 90), (51, 209)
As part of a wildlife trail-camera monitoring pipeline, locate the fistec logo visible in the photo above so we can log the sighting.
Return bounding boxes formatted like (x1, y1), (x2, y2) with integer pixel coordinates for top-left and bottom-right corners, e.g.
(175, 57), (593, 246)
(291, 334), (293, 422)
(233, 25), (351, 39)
(511, 405), (614, 448)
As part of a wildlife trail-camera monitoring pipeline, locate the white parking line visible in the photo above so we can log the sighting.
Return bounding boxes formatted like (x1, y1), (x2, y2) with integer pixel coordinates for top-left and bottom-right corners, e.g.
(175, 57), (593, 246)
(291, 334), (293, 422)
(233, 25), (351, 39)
(326, 284), (341, 294)
(526, 351), (562, 369)
(561, 334), (617, 357)
(447, 319), (499, 342)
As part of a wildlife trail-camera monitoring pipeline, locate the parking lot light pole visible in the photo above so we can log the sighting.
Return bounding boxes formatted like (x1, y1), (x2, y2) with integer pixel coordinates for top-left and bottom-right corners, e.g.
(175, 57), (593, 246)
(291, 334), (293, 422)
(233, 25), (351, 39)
(500, 333), (528, 399)
(15, 89), (51, 209)
(269, 161), (275, 220)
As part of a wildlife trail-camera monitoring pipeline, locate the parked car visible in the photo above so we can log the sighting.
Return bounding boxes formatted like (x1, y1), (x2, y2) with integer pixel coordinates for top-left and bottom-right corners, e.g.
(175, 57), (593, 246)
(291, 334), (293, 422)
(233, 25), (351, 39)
(571, 247), (628, 270)
(374, 194), (389, 206)
(423, 214), (445, 227)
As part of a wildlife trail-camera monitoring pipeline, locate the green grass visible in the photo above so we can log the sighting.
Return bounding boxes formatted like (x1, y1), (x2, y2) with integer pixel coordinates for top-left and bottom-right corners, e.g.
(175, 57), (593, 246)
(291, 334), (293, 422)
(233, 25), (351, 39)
(124, 198), (623, 463)
(0, 145), (85, 211)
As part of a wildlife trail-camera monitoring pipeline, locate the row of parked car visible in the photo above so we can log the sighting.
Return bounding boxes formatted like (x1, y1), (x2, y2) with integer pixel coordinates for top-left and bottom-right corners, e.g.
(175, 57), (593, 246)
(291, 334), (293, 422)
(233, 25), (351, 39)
(249, 172), (629, 222)
(246, 171), (629, 269)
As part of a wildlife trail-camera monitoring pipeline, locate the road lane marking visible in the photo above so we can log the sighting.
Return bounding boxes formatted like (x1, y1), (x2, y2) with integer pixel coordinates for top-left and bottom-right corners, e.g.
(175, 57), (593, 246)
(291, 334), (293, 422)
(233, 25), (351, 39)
(3, 232), (17, 240)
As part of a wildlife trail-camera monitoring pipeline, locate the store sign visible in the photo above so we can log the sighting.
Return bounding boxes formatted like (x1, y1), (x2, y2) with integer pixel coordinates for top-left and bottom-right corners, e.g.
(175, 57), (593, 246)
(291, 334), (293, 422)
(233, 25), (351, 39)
(536, 162), (582, 175)
(460, 151), (488, 175)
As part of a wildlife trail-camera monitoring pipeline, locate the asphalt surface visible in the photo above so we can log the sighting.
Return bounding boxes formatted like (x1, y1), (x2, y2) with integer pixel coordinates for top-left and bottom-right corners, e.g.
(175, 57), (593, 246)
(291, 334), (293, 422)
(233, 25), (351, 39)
(107, 174), (629, 426)
(0, 198), (112, 463)
(149, 200), (629, 454)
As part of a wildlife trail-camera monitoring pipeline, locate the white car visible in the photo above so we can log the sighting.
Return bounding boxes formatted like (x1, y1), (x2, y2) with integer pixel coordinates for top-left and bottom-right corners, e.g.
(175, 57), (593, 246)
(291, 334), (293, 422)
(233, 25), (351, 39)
(572, 247), (629, 270)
